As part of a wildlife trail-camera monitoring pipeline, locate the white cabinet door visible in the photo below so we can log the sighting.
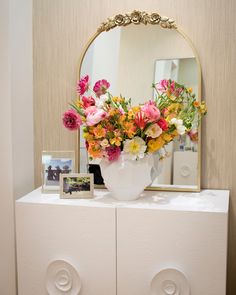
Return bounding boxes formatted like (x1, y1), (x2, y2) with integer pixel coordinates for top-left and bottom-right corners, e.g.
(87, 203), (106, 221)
(16, 197), (116, 295)
(117, 205), (228, 295)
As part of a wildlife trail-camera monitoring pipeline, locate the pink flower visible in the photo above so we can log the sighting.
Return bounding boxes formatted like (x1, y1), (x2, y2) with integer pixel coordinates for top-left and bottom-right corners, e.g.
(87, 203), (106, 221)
(141, 101), (160, 122)
(174, 87), (183, 97)
(157, 118), (168, 131)
(82, 96), (95, 108)
(155, 79), (169, 92)
(105, 146), (121, 161)
(86, 108), (107, 126)
(93, 79), (110, 97)
(77, 75), (89, 95)
(62, 109), (82, 131)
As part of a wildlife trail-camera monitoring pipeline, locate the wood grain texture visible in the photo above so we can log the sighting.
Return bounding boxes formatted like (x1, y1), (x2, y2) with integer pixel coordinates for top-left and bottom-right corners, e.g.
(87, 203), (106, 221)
(33, 0), (236, 294)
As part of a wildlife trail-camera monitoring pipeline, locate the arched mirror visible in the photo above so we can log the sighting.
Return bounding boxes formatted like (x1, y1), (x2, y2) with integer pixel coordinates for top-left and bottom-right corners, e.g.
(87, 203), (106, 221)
(78, 11), (201, 191)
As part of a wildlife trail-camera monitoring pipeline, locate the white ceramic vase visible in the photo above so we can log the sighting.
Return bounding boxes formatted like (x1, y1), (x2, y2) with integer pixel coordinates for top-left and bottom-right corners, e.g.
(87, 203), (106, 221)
(99, 153), (155, 201)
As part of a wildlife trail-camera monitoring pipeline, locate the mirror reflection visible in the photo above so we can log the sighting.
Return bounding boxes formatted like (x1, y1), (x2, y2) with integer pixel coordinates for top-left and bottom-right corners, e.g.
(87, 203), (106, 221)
(79, 24), (200, 190)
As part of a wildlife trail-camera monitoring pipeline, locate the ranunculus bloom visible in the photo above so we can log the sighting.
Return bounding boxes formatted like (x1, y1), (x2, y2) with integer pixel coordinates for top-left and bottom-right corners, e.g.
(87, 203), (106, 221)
(77, 75), (89, 95)
(86, 108), (107, 126)
(157, 118), (168, 131)
(141, 101), (160, 122)
(105, 146), (121, 161)
(62, 109), (82, 131)
(81, 95), (95, 108)
(145, 123), (162, 138)
(93, 79), (110, 97)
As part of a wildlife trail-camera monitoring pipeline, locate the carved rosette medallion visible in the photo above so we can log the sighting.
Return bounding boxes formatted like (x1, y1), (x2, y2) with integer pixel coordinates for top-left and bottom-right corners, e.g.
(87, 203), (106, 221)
(98, 10), (177, 32)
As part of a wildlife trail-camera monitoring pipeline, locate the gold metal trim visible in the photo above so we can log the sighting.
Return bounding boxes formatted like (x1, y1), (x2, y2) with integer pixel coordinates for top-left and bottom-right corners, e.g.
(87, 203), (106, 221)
(97, 10), (177, 32)
(77, 11), (202, 192)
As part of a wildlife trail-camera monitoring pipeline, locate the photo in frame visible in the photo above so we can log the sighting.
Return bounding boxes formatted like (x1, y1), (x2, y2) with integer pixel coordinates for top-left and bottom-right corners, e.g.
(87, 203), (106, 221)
(42, 151), (75, 193)
(60, 173), (94, 199)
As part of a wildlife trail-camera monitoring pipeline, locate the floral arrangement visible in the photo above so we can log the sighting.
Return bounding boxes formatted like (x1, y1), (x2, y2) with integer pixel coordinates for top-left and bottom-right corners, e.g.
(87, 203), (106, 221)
(63, 75), (206, 162)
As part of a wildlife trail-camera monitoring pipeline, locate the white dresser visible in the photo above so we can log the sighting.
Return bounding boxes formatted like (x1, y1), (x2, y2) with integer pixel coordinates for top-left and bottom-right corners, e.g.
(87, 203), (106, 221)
(15, 188), (229, 295)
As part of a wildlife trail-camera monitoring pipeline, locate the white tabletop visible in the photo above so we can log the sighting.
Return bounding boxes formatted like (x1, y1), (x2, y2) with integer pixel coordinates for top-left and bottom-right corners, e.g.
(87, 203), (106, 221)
(16, 187), (229, 213)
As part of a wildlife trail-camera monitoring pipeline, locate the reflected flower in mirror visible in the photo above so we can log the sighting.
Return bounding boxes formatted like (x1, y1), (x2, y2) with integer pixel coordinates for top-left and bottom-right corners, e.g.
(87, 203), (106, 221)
(63, 76), (207, 161)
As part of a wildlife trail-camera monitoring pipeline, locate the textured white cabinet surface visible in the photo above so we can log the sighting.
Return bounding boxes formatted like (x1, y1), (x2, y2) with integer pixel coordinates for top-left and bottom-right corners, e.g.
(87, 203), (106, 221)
(16, 188), (229, 295)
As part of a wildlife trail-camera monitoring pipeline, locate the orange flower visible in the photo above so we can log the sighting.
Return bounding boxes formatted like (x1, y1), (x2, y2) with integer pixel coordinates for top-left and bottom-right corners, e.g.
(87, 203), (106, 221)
(193, 101), (200, 107)
(123, 121), (136, 138)
(87, 141), (103, 158)
(93, 124), (106, 139)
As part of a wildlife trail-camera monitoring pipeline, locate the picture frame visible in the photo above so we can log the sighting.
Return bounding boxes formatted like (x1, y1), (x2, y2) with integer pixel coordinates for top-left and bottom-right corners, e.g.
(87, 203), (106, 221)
(42, 151), (75, 193)
(60, 173), (94, 199)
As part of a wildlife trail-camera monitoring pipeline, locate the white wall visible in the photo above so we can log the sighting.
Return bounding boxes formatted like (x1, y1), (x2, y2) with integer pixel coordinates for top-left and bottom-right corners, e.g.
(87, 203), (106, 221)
(0, 0), (33, 293)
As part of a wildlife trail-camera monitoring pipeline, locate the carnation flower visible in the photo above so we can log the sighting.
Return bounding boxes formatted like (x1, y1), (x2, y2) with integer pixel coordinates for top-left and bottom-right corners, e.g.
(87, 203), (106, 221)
(105, 146), (121, 161)
(77, 75), (89, 95)
(93, 79), (110, 97)
(123, 137), (147, 160)
(62, 109), (82, 131)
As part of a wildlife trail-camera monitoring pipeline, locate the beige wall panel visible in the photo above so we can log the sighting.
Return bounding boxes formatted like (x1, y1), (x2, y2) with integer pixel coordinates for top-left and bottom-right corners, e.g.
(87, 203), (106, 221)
(33, 0), (236, 294)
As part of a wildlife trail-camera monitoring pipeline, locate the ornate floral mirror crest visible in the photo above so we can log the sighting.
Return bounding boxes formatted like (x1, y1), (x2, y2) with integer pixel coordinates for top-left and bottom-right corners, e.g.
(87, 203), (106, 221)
(77, 10), (202, 192)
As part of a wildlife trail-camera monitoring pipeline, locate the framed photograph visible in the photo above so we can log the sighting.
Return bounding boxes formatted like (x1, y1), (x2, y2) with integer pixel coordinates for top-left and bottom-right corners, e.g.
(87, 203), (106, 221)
(60, 173), (94, 199)
(42, 151), (75, 193)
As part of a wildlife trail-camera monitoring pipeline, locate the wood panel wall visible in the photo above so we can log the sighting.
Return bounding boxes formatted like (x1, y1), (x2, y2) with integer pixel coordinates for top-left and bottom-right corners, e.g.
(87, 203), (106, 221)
(33, 0), (236, 294)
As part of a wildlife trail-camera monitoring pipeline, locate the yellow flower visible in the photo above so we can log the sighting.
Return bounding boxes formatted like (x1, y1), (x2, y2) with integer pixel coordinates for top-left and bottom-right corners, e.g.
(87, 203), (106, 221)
(93, 124), (106, 139)
(199, 102), (207, 114)
(187, 87), (193, 93)
(147, 137), (165, 153)
(83, 132), (94, 141)
(113, 96), (124, 103)
(128, 106), (141, 119)
(118, 115), (126, 125)
(110, 137), (122, 146)
(162, 133), (172, 142)
(75, 99), (83, 108)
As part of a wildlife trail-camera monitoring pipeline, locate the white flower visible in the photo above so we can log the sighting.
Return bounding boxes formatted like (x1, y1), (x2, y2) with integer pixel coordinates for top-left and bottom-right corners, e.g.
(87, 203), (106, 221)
(170, 118), (186, 135)
(123, 137), (147, 160)
(100, 139), (109, 148)
(177, 125), (186, 135)
(145, 124), (162, 138)
(95, 94), (107, 108)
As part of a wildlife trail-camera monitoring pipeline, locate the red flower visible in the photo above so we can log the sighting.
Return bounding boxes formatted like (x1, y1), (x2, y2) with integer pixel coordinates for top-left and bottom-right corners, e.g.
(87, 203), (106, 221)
(157, 118), (168, 131)
(82, 96), (95, 108)
(62, 109), (82, 131)
(76, 75), (89, 95)
(134, 111), (149, 130)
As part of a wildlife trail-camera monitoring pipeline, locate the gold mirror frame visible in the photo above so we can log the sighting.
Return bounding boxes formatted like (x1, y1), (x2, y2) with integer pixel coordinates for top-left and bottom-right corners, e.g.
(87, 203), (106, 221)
(77, 10), (202, 192)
